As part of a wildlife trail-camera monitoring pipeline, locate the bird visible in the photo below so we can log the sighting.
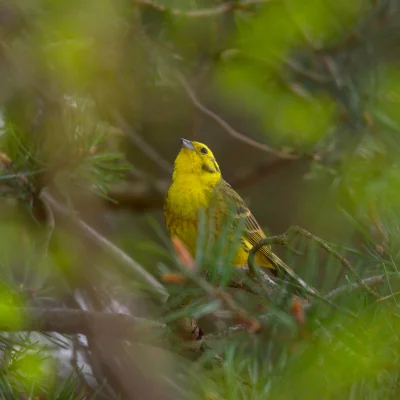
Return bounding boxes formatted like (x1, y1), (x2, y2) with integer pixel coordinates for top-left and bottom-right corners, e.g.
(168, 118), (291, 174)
(164, 138), (290, 276)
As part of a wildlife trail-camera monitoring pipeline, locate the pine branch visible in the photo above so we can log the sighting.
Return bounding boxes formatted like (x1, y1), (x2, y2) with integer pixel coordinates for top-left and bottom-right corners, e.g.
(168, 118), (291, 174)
(42, 191), (169, 302)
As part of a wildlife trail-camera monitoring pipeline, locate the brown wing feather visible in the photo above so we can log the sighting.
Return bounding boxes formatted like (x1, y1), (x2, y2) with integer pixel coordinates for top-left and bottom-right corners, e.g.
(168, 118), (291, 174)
(214, 180), (273, 259)
(214, 181), (295, 271)
(211, 180), (317, 293)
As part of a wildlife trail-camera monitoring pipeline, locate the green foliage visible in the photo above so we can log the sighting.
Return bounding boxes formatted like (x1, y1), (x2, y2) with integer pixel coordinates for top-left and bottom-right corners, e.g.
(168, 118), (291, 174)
(158, 193), (400, 399)
(1, 0), (400, 398)
(0, 96), (127, 202)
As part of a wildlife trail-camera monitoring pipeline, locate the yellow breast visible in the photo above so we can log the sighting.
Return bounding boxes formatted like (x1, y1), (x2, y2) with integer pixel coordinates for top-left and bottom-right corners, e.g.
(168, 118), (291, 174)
(164, 175), (212, 255)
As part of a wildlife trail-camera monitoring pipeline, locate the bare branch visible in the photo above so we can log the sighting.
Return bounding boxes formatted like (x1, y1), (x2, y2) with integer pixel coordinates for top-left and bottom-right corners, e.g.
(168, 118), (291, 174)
(0, 306), (164, 335)
(177, 75), (299, 160)
(112, 112), (173, 174)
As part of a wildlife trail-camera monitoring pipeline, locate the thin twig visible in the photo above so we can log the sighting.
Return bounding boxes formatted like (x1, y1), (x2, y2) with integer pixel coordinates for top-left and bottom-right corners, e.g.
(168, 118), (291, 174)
(289, 226), (381, 299)
(42, 191), (168, 302)
(177, 75), (299, 160)
(140, 0), (270, 18)
(325, 275), (385, 300)
(112, 112), (173, 174)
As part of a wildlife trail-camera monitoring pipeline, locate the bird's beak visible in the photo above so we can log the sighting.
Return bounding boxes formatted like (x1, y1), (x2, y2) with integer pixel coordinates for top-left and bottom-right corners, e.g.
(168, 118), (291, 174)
(181, 138), (195, 150)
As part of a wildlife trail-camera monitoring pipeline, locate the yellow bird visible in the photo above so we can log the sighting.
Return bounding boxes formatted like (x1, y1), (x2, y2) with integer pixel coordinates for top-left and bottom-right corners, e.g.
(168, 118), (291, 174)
(164, 138), (291, 276)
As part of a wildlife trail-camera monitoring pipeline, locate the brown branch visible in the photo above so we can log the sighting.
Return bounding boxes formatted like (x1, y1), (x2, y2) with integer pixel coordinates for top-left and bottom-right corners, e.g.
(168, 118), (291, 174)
(112, 112), (173, 174)
(177, 75), (299, 160)
(0, 306), (163, 336)
(42, 191), (169, 301)
(140, 0), (271, 18)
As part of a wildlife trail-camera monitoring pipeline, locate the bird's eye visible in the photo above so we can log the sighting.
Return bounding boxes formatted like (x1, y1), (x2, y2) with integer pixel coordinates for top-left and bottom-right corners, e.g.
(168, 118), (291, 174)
(200, 147), (208, 154)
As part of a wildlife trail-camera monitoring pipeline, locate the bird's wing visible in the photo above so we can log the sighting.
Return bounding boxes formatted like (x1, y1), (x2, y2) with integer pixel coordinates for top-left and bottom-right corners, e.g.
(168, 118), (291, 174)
(214, 179), (273, 258)
(210, 180), (318, 294)
(214, 180), (314, 288)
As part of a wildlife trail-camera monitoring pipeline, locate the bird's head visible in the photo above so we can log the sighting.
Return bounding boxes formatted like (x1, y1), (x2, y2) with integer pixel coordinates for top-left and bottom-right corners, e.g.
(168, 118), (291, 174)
(173, 138), (222, 183)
